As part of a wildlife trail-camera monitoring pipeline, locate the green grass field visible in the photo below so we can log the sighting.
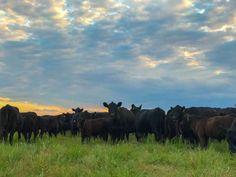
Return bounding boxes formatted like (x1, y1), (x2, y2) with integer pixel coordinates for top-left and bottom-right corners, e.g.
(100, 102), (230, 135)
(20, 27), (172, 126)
(0, 135), (235, 177)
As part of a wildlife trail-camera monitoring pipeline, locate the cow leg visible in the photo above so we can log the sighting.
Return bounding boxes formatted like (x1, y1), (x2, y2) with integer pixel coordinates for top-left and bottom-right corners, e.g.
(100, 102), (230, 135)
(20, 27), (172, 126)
(27, 132), (32, 143)
(34, 129), (39, 142)
(120, 132), (125, 141)
(199, 136), (208, 148)
(144, 133), (148, 139)
(9, 131), (14, 145)
(81, 136), (84, 143)
(40, 130), (43, 139)
(18, 130), (21, 141)
(49, 131), (52, 138)
(53, 130), (57, 137)
(111, 134), (115, 143)
(154, 131), (161, 142)
(0, 132), (3, 143)
(33, 132), (37, 142)
(3, 131), (8, 143)
(136, 132), (142, 142)
(103, 133), (108, 142)
(23, 132), (27, 142)
(81, 132), (85, 143)
(126, 133), (129, 141)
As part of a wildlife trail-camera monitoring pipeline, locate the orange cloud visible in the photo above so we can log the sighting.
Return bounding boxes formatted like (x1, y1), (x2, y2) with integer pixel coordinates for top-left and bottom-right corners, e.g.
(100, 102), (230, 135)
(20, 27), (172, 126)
(0, 97), (106, 115)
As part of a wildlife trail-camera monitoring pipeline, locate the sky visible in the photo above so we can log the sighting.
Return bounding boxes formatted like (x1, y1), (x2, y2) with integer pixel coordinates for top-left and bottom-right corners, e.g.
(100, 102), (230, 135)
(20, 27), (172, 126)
(0, 0), (236, 115)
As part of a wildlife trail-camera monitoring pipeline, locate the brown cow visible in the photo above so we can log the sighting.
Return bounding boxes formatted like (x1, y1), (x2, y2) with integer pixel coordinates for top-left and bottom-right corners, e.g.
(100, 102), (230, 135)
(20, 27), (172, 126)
(186, 114), (236, 148)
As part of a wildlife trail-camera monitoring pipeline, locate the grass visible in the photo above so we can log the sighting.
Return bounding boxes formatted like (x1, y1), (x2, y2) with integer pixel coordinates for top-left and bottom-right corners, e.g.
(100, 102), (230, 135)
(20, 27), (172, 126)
(0, 135), (235, 177)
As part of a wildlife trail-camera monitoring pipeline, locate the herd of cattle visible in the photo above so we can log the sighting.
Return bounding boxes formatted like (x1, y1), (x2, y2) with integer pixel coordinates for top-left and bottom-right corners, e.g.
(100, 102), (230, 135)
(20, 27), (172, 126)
(0, 102), (236, 153)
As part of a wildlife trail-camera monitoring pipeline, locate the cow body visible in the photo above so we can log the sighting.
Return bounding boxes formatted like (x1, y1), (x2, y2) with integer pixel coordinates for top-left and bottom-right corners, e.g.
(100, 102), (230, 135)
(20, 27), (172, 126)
(0, 104), (21, 144)
(81, 118), (114, 142)
(39, 115), (60, 138)
(134, 107), (165, 142)
(20, 112), (39, 143)
(182, 114), (236, 148)
(165, 105), (185, 140)
(58, 113), (73, 136)
(225, 119), (236, 153)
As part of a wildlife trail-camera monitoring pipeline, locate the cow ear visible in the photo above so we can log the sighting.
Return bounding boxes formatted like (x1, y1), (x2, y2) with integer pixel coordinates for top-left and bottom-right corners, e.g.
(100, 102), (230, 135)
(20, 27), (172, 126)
(139, 105), (142, 109)
(171, 107), (173, 110)
(117, 102), (122, 107)
(80, 108), (83, 112)
(103, 102), (108, 107)
(72, 108), (75, 112)
(131, 104), (134, 108)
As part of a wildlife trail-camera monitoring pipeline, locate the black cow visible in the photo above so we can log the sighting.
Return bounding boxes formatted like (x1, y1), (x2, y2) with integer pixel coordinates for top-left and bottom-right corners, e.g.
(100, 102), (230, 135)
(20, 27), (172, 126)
(38, 115), (60, 138)
(103, 102), (135, 141)
(225, 119), (236, 153)
(58, 113), (73, 136)
(131, 104), (165, 142)
(166, 105), (185, 140)
(20, 112), (39, 143)
(81, 118), (115, 143)
(0, 104), (21, 144)
(71, 107), (84, 136)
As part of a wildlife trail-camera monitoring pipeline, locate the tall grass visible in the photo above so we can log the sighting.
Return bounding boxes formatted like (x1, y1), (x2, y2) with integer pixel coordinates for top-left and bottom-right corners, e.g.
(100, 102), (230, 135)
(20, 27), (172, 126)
(0, 135), (235, 177)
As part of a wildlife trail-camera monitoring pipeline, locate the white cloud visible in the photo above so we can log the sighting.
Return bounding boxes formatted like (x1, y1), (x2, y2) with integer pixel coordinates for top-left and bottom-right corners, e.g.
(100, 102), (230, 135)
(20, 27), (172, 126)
(138, 56), (170, 69)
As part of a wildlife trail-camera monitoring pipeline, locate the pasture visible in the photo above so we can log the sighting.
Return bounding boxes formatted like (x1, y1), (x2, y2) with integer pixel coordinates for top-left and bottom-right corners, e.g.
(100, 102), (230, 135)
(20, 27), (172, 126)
(0, 135), (235, 177)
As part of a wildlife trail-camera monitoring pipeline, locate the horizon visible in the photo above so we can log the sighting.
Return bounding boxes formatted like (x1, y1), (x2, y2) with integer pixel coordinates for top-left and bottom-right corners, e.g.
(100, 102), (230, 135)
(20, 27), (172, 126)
(1, 0), (236, 115)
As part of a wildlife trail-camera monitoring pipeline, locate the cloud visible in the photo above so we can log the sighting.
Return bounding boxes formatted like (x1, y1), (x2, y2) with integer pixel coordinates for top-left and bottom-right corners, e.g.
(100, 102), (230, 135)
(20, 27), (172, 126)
(0, 8), (30, 42)
(206, 40), (236, 70)
(0, 0), (236, 110)
(138, 56), (170, 69)
(49, 0), (70, 28)
(177, 0), (195, 10)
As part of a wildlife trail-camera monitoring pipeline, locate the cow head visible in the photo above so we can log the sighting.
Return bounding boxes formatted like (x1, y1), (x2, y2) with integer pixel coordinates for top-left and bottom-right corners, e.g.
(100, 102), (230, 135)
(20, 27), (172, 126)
(103, 102), (122, 118)
(72, 107), (84, 113)
(72, 107), (84, 121)
(130, 104), (142, 115)
(167, 105), (185, 136)
(167, 105), (185, 121)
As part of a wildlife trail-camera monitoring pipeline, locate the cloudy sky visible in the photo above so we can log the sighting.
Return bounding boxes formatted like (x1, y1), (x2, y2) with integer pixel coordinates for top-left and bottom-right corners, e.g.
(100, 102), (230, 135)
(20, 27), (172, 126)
(0, 0), (236, 114)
